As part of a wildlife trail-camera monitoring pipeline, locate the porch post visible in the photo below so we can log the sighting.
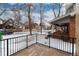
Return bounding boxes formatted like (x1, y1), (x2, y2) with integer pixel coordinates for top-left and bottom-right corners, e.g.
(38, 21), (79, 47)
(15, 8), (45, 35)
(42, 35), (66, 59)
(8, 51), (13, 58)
(76, 3), (79, 56)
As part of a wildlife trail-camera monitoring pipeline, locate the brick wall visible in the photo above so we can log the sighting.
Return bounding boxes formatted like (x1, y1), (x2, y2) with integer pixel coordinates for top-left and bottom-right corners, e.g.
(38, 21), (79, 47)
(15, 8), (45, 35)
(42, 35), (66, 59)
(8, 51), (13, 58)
(69, 16), (75, 38)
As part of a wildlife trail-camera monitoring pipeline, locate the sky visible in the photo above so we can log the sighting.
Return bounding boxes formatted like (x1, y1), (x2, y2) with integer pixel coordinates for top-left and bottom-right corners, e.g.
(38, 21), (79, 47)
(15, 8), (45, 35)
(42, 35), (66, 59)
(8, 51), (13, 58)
(0, 3), (65, 25)
(0, 3), (61, 13)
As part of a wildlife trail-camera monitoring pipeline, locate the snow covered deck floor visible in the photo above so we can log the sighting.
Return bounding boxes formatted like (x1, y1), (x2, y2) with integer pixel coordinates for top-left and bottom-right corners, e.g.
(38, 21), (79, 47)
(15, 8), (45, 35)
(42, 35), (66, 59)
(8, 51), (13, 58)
(12, 44), (71, 56)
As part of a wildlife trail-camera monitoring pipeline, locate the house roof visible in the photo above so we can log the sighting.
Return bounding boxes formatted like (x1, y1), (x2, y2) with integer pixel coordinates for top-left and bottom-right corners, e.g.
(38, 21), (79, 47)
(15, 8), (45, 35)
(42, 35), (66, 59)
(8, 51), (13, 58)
(3, 18), (14, 25)
(65, 3), (75, 10)
(0, 18), (4, 22)
(50, 12), (76, 26)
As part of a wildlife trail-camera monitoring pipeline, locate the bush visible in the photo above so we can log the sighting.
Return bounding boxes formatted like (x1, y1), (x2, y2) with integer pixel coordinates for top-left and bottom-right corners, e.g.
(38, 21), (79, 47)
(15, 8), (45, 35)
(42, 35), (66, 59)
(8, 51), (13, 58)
(0, 32), (4, 41)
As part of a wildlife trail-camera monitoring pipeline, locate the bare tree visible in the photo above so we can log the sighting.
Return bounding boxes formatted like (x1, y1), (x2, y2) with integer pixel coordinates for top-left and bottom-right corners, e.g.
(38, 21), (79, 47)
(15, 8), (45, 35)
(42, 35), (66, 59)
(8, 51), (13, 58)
(25, 3), (33, 35)
(52, 5), (56, 18)
(11, 9), (21, 30)
(0, 9), (6, 16)
(57, 4), (62, 17)
(39, 3), (44, 34)
(52, 3), (63, 18)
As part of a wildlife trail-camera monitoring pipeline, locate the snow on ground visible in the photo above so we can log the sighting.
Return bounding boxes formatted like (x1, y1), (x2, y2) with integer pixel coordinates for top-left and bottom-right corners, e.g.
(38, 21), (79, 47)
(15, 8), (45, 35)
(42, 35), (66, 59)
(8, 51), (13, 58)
(2, 31), (48, 40)
(0, 32), (76, 56)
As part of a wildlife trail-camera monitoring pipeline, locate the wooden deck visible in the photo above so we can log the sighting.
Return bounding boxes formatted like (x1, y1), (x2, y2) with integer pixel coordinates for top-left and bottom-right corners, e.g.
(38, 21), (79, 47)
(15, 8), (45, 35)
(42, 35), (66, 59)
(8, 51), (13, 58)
(12, 44), (71, 56)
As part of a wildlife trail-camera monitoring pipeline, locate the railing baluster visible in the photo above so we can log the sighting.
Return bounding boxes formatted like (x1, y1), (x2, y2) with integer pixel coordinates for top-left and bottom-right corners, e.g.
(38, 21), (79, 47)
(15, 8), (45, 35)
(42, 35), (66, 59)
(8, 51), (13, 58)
(65, 38), (66, 52)
(49, 35), (50, 48)
(15, 38), (16, 53)
(17, 37), (18, 52)
(61, 36), (63, 49)
(59, 39), (60, 49)
(63, 36), (64, 52)
(7, 39), (9, 56)
(18, 37), (19, 51)
(59, 38), (60, 49)
(65, 39), (68, 51)
(10, 39), (11, 55)
(4, 40), (5, 56)
(70, 38), (73, 55)
(72, 38), (74, 56)
(18, 37), (20, 51)
(13, 38), (14, 54)
(67, 38), (69, 53)
(26, 35), (28, 48)
(19, 37), (21, 50)
(60, 38), (61, 50)
(58, 38), (59, 49)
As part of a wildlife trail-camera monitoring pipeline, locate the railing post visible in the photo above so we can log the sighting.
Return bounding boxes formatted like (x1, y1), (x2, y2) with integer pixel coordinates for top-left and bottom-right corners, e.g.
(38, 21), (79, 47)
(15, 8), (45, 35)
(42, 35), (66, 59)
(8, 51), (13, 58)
(7, 39), (9, 56)
(72, 38), (75, 56)
(48, 32), (51, 48)
(26, 35), (28, 48)
(36, 34), (37, 44)
(49, 36), (50, 48)
(48, 33), (50, 48)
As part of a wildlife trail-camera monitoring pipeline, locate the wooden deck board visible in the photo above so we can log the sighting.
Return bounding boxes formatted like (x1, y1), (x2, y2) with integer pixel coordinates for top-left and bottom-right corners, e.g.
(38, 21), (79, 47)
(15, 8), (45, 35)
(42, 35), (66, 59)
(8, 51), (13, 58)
(12, 44), (71, 56)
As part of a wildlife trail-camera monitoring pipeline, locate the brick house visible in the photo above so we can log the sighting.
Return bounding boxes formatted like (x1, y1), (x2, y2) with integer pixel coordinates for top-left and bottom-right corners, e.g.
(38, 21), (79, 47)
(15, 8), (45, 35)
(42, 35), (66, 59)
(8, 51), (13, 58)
(50, 3), (76, 40)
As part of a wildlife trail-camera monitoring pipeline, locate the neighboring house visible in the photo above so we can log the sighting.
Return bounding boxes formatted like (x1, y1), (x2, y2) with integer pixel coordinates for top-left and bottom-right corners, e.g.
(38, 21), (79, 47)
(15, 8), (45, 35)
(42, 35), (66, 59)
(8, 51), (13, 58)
(41, 22), (52, 30)
(17, 22), (26, 32)
(0, 18), (4, 29)
(0, 18), (17, 32)
(3, 18), (15, 29)
(1, 18), (25, 32)
(24, 21), (38, 30)
(0, 18), (16, 33)
(50, 3), (76, 41)
(0, 18), (4, 24)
